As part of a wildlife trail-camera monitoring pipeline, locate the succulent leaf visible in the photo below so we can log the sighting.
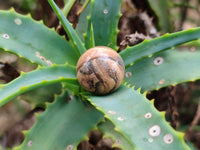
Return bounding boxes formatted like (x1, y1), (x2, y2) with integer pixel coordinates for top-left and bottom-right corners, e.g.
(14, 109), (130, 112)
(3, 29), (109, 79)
(15, 90), (103, 150)
(0, 1), (197, 149)
(98, 119), (135, 149)
(124, 47), (200, 92)
(0, 64), (77, 107)
(87, 85), (190, 150)
(0, 9), (78, 66)
(85, 0), (122, 50)
(120, 27), (200, 67)
(18, 83), (62, 108)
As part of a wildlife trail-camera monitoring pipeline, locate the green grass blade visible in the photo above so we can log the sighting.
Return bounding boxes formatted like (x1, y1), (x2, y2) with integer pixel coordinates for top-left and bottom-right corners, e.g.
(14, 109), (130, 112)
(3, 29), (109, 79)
(85, 0), (122, 50)
(87, 86), (190, 150)
(124, 46), (200, 92)
(15, 91), (103, 150)
(98, 119), (135, 149)
(48, 0), (86, 56)
(148, 0), (172, 33)
(120, 27), (200, 67)
(0, 64), (77, 107)
(0, 9), (78, 66)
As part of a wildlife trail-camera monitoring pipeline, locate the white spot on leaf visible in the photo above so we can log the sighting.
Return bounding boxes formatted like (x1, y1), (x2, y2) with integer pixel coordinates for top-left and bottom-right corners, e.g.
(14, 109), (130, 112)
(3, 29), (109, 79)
(108, 110), (116, 115)
(35, 51), (45, 61)
(66, 144), (73, 150)
(14, 18), (22, 25)
(158, 79), (165, 85)
(103, 9), (108, 14)
(35, 51), (40, 56)
(144, 112), (152, 119)
(35, 51), (52, 65)
(117, 116), (124, 121)
(148, 125), (161, 137)
(163, 133), (174, 144)
(27, 140), (33, 147)
(46, 60), (53, 66)
(125, 72), (132, 78)
(2, 33), (9, 39)
(154, 57), (164, 65)
(148, 138), (153, 143)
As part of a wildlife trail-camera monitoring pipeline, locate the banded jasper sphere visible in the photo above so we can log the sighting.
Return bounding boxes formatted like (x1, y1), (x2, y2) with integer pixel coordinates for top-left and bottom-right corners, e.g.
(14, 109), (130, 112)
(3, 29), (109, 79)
(76, 46), (125, 95)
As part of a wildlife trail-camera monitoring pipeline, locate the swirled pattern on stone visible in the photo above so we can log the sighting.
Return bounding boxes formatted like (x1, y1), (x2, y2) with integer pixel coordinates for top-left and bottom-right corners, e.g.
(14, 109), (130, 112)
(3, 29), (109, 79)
(76, 46), (125, 95)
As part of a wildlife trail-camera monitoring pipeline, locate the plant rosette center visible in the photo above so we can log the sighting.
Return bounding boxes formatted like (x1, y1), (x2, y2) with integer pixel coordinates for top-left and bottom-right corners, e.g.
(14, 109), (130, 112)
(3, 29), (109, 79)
(76, 46), (125, 95)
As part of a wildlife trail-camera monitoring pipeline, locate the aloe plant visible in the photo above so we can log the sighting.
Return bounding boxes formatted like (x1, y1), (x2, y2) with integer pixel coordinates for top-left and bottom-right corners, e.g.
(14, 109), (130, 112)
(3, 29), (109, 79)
(0, 0), (200, 149)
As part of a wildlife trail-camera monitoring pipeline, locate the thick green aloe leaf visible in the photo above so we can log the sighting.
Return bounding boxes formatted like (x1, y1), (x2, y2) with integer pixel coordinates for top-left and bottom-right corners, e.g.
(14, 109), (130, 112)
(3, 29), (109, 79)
(18, 83), (62, 108)
(120, 27), (200, 67)
(0, 64), (77, 107)
(85, 0), (122, 50)
(48, 0), (86, 56)
(148, 0), (172, 33)
(15, 91), (103, 150)
(98, 119), (134, 149)
(124, 47), (200, 92)
(0, 9), (79, 66)
(87, 86), (190, 150)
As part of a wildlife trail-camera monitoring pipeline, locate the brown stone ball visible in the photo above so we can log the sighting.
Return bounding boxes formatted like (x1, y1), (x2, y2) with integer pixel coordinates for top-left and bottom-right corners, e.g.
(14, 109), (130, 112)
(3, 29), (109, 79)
(76, 46), (125, 95)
